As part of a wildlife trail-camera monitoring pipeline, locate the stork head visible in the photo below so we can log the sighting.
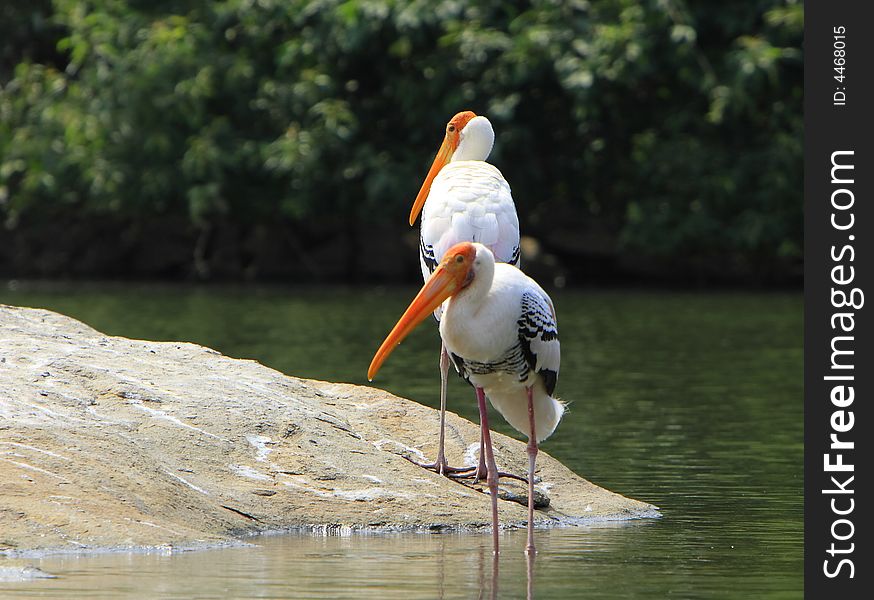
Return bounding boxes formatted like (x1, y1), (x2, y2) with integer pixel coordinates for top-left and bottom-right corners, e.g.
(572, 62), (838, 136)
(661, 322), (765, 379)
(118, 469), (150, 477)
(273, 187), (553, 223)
(409, 111), (496, 226)
(368, 242), (484, 381)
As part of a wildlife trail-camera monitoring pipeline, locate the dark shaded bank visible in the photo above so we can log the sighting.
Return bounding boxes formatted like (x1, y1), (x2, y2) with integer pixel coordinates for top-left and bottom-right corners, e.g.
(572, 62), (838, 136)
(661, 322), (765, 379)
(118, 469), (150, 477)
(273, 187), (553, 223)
(0, 213), (802, 286)
(1, 2), (802, 288)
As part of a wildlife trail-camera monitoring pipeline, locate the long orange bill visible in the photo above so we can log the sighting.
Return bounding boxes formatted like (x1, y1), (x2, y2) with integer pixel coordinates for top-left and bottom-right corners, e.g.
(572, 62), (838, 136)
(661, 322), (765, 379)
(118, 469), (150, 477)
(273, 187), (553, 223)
(409, 136), (453, 226)
(368, 264), (463, 381)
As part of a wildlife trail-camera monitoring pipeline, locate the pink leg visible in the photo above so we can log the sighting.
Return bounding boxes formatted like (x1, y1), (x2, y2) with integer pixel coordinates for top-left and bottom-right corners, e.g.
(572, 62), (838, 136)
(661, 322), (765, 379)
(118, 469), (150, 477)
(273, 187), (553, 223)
(409, 348), (525, 484)
(434, 345), (451, 474)
(476, 386), (500, 555)
(475, 428), (486, 479)
(448, 427), (527, 484)
(412, 352), (526, 484)
(525, 385), (538, 555)
(407, 345), (478, 476)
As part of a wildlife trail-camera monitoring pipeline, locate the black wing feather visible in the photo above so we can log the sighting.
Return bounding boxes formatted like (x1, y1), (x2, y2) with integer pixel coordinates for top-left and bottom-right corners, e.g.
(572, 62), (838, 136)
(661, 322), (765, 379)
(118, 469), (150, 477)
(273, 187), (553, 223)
(517, 290), (560, 396)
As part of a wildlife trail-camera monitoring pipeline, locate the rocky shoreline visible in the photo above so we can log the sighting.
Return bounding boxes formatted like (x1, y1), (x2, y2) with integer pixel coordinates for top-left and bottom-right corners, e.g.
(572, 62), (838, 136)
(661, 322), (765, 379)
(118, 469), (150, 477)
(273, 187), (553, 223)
(0, 304), (658, 558)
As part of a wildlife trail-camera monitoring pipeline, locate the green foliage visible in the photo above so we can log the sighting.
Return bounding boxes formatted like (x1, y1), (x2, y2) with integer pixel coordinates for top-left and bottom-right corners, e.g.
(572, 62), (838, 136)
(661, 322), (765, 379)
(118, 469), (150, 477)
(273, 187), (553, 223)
(0, 0), (802, 281)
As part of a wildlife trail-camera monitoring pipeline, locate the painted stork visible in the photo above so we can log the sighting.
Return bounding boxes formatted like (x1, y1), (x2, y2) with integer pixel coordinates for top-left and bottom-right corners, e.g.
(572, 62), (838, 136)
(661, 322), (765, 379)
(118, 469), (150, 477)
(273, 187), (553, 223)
(409, 110), (521, 478)
(368, 242), (563, 556)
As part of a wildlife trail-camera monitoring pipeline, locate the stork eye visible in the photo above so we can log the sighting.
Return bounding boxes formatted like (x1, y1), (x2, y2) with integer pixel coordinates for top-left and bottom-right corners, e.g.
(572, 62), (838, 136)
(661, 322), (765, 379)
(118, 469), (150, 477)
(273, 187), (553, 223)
(447, 125), (456, 132)
(455, 255), (465, 263)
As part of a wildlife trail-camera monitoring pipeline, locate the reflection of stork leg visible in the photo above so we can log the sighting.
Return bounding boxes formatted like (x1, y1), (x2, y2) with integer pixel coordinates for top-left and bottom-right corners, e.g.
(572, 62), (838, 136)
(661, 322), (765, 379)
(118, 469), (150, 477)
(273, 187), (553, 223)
(476, 385), (500, 555)
(525, 385), (538, 556)
(526, 547), (535, 600)
(492, 545), (501, 600)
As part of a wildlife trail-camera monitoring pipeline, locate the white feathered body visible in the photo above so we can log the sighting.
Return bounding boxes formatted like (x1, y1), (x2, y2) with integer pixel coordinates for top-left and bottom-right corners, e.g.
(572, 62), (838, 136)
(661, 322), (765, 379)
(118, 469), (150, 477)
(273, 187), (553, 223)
(419, 161), (520, 283)
(440, 260), (563, 443)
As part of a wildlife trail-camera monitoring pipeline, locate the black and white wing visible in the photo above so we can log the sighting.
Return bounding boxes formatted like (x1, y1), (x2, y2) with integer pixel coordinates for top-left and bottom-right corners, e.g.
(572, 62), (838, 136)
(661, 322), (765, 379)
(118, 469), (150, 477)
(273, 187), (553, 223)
(517, 289), (560, 395)
(419, 161), (520, 283)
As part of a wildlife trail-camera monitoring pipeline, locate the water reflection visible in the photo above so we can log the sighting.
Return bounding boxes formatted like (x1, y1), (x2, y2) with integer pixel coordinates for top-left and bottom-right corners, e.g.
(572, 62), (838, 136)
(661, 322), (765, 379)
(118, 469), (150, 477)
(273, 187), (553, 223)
(526, 551), (534, 600)
(2, 518), (801, 599)
(2, 528), (633, 599)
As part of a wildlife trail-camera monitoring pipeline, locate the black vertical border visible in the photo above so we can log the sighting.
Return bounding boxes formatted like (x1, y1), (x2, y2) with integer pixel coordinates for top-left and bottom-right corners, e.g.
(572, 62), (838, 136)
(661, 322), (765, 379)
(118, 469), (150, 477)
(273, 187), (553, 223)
(804, 1), (873, 597)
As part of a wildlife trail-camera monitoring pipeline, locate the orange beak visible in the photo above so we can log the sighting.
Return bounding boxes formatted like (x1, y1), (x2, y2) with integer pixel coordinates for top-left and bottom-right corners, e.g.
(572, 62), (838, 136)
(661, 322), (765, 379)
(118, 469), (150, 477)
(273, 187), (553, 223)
(409, 135), (454, 226)
(368, 252), (472, 381)
(409, 111), (478, 226)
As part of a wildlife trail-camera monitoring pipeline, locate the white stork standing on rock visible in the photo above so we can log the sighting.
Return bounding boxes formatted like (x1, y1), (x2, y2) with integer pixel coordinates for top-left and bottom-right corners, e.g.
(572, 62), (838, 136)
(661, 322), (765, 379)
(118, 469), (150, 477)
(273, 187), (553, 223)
(368, 242), (563, 556)
(408, 110), (521, 478)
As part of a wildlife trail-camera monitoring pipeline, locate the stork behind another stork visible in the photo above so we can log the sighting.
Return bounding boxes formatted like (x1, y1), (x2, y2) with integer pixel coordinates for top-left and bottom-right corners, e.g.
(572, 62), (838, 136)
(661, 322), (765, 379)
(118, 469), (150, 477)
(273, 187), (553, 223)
(369, 242), (564, 556)
(408, 110), (521, 479)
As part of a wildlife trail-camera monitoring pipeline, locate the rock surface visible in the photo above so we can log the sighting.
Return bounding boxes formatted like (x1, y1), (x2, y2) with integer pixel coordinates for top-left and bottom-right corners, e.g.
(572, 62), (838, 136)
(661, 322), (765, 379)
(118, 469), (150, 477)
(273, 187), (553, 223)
(0, 304), (658, 556)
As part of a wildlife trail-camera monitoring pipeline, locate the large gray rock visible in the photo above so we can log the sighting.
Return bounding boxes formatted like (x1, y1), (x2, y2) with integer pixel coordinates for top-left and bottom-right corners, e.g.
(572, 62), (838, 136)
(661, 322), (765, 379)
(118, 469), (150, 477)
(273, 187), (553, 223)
(0, 304), (658, 555)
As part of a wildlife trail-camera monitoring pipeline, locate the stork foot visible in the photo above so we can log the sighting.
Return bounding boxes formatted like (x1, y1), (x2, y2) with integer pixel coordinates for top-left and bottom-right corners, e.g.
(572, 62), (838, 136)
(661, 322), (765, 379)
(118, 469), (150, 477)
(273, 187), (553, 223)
(402, 455), (527, 483)
(402, 454), (479, 476)
(445, 464), (529, 484)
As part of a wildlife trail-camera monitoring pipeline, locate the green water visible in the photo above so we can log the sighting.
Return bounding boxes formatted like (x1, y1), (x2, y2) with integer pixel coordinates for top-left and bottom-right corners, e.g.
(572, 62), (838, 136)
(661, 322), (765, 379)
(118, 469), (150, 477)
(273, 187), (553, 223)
(0, 284), (802, 598)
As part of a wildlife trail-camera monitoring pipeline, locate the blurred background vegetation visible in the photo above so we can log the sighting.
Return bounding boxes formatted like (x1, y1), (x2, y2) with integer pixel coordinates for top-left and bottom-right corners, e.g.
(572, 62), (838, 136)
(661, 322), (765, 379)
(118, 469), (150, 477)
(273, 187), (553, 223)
(0, 0), (802, 285)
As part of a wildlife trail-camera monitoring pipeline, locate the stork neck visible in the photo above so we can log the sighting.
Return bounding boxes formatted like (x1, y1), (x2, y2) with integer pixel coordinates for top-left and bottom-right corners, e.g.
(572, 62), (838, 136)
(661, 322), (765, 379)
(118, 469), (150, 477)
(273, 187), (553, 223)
(462, 247), (495, 306)
(451, 116), (494, 162)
